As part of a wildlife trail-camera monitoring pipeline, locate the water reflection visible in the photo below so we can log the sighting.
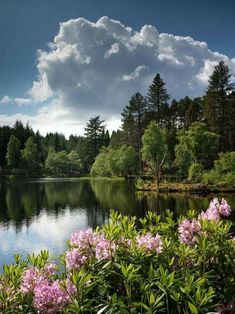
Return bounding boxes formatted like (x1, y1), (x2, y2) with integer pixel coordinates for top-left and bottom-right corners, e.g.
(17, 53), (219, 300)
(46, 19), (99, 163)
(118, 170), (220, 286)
(0, 178), (234, 267)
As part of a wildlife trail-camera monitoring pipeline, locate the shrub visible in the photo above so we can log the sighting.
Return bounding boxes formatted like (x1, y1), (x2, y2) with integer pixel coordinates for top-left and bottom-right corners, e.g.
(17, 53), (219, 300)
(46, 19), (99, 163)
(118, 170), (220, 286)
(188, 162), (204, 183)
(0, 198), (234, 313)
(203, 151), (235, 185)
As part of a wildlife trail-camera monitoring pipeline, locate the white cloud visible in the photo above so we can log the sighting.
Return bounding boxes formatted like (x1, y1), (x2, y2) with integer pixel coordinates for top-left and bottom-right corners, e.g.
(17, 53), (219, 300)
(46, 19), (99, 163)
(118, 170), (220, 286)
(14, 97), (32, 106)
(122, 65), (147, 81)
(1, 16), (235, 135)
(0, 95), (32, 106)
(27, 17), (235, 108)
(0, 95), (12, 104)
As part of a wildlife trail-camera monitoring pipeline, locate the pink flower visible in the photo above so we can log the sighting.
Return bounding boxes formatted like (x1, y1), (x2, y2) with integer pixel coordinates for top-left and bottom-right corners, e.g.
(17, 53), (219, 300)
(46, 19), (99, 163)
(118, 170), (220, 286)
(219, 198), (231, 216)
(70, 228), (100, 249)
(65, 248), (88, 271)
(136, 233), (163, 253)
(178, 219), (201, 244)
(21, 263), (57, 293)
(21, 267), (39, 293)
(199, 198), (232, 221)
(33, 278), (70, 314)
(95, 237), (117, 261)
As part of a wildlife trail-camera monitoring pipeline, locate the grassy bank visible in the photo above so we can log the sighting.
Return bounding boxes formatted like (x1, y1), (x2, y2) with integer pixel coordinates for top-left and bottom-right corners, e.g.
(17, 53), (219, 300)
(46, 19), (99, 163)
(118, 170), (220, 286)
(136, 181), (235, 194)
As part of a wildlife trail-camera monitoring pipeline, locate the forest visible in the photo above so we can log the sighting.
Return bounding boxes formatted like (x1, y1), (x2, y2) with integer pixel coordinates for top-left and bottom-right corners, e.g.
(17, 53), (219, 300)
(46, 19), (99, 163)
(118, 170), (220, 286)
(0, 61), (235, 186)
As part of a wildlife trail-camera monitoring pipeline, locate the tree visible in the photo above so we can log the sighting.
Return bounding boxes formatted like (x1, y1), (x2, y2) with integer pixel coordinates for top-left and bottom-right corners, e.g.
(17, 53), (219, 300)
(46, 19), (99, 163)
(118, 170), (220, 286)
(91, 145), (138, 177)
(175, 122), (219, 179)
(141, 121), (167, 187)
(203, 61), (234, 151)
(0, 125), (12, 167)
(121, 93), (147, 168)
(45, 149), (83, 176)
(6, 135), (21, 168)
(21, 137), (41, 175)
(84, 116), (107, 168)
(147, 74), (170, 127)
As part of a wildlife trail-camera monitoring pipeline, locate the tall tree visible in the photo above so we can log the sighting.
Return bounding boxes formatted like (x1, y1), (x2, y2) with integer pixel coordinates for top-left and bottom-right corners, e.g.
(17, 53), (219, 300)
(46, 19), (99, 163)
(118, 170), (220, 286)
(141, 121), (167, 187)
(147, 73), (170, 127)
(0, 125), (12, 167)
(84, 116), (106, 168)
(121, 92), (147, 168)
(203, 61), (234, 151)
(6, 135), (21, 168)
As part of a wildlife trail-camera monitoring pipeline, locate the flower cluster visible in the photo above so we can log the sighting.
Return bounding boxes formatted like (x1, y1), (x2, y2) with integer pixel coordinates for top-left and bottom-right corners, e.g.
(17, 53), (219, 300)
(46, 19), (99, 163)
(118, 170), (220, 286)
(66, 229), (118, 270)
(136, 233), (163, 253)
(21, 263), (56, 293)
(179, 198), (232, 244)
(178, 219), (201, 244)
(95, 237), (117, 261)
(33, 279), (70, 314)
(21, 264), (75, 313)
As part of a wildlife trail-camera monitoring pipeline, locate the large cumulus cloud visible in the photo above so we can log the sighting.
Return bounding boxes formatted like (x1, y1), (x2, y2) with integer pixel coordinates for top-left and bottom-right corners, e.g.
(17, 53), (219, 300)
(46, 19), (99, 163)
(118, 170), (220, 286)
(29, 16), (235, 114)
(1, 16), (235, 135)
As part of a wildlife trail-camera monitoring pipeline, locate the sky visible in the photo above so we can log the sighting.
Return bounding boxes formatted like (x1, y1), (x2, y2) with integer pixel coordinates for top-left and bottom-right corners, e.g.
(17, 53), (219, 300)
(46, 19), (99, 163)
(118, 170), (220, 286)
(0, 0), (235, 137)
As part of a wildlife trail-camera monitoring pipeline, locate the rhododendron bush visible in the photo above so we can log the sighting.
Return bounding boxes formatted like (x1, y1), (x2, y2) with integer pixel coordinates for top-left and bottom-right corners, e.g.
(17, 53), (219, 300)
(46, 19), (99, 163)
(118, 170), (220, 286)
(0, 198), (234, 313)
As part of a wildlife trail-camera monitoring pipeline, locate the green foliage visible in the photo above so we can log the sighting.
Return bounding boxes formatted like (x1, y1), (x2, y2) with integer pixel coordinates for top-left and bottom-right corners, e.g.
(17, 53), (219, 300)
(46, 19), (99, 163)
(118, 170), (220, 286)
(188, 163), (204, 183)
(21, 136), (41, 175)
(90, 148), (111, 177)
(147, 73), (170, 127)
(141, 121), (167, 186)
(45, 149), (83, 176)
(203, 61), (234, 151)
(84, 116), (109, 168)
(0, 206), (234, 313)
(6, 135), (21, 168)
(203, 151), (235, 185)
(91, 145), (139, 177)
(175, 123), (219, 179)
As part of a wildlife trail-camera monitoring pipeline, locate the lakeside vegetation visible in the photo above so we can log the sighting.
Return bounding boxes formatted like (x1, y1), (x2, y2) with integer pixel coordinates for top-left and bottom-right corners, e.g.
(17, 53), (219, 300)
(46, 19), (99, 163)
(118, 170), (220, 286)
(0, 198), (234, 313)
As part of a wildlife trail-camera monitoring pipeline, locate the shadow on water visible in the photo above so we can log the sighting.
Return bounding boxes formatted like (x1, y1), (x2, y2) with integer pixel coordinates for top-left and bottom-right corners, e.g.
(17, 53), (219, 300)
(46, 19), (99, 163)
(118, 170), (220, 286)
(0, 178), (234, 266)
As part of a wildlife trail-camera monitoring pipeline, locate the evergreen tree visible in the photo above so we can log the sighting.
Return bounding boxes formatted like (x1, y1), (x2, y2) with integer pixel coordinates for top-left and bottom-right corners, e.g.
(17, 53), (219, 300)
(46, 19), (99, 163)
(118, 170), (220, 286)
(147, 73), (170, 127)
(203, 61), (234, 151)
(6, 135), (21, 168)
(0, 126), (12, 167)
(84, 116), (106, 168)
(121, 92), (147, 168)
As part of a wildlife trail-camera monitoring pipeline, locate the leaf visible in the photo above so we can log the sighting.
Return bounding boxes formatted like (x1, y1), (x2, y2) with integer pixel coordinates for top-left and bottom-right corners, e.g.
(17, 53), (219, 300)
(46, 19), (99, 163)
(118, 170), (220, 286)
(97, 305), (109, 314)
(188, 302), (198, 314)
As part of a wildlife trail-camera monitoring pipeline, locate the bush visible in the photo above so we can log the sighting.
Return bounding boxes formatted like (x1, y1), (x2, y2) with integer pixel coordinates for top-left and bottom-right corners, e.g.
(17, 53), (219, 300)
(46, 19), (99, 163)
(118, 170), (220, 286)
(203, 152), (235, 185)
(188, 162), (204, 183)
(0, 198), (234, 313)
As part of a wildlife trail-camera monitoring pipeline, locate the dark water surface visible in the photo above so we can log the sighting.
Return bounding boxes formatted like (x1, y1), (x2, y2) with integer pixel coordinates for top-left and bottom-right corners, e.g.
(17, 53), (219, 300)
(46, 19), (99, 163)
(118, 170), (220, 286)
(0, 178), (234, 267)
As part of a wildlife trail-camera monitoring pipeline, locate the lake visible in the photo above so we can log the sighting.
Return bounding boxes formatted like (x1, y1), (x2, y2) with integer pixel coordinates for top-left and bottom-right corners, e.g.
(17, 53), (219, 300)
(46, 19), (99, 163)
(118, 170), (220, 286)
(0, 177), (234, 267)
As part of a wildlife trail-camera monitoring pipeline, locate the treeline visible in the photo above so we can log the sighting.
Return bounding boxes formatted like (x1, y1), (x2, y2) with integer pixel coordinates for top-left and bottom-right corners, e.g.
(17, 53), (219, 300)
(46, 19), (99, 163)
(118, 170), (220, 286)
(0, 117), (110, 176)
(92, 61), (235, 185)
(0, 61), (235, 182)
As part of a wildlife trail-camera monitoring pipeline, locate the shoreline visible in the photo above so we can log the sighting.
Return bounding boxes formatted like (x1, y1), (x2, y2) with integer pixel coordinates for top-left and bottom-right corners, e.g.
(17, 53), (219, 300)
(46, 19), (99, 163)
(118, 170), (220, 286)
(136, 182), (235, 194)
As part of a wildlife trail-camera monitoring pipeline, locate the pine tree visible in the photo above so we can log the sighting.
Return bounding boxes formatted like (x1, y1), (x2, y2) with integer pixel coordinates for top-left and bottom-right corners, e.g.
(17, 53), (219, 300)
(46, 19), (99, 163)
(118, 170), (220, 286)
(84, 116), (106, 168)
(203, 61), (234, 151)
(147, 73), (170, 127)
(121, 93), (147, 169)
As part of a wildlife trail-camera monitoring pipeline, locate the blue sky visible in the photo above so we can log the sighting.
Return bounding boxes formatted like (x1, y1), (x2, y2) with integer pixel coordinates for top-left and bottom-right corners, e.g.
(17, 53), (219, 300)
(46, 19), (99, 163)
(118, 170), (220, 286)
(0, 0), (235, 135)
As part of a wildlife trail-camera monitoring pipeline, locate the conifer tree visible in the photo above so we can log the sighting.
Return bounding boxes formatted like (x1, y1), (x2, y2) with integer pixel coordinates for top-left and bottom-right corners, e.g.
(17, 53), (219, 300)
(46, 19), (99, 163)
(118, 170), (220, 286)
(147, 74), (170, 127)
(203, 61), (234, 151)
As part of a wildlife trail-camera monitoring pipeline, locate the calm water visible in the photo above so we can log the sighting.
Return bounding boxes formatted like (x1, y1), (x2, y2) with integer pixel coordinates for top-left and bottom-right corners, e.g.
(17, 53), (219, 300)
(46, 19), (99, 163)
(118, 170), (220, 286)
(0, 178), (234, 267)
